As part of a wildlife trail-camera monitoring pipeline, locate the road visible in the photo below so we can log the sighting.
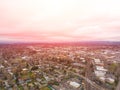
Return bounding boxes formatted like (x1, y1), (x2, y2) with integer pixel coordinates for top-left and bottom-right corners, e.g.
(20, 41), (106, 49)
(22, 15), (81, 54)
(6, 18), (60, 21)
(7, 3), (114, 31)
(71, 72), (108, 90)
(116, 78), (120, 90)
(85, 58), (92, 90)
(70, 67), (108, 90)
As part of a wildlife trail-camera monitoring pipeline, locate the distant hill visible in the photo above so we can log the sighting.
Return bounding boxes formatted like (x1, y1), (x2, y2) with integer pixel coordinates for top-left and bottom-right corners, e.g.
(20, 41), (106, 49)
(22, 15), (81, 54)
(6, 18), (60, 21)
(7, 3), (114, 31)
(0, 41), (120, 46)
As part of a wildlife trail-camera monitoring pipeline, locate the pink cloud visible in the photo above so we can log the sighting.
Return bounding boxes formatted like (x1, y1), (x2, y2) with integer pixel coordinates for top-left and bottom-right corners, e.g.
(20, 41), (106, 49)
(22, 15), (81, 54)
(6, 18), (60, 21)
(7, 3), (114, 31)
(0, 0), (120, 42)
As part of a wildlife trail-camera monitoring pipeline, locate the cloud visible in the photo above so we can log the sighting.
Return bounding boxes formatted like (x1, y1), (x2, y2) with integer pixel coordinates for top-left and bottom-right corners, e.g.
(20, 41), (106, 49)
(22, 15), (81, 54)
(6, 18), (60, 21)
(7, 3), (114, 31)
(0, 0), (120, 42)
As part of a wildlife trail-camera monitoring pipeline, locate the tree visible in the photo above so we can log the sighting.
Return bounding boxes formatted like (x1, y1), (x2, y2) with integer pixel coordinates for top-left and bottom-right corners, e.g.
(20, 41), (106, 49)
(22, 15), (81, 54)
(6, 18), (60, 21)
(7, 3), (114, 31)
(108, 63), (118, 74)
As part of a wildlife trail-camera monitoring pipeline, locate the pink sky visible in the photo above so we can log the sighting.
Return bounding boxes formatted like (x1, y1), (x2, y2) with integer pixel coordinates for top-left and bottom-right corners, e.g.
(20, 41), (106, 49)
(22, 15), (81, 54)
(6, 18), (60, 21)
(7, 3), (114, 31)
(0, 0), (120, 42)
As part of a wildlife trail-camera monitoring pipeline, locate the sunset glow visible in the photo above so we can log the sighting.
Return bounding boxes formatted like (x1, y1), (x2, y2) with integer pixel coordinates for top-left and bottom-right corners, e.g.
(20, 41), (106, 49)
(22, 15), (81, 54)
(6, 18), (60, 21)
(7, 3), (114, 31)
(0, 0), (120, 42)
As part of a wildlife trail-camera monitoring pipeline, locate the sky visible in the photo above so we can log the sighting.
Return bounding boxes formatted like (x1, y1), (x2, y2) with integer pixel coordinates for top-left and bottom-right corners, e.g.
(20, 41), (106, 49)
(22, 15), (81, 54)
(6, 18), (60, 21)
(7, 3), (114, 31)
(0, 0), (120, 42)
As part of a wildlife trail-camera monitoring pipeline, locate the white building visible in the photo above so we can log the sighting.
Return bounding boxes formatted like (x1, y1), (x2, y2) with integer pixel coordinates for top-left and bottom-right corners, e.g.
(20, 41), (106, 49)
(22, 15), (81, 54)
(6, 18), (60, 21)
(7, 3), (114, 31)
(95, 70), (106, 77)
(69, 81), (80, 88)
(99, 77), (106, 82)
(106, 77), (115, 84)
(94, 59), (101, 64)
(96, 66), (108, 72)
